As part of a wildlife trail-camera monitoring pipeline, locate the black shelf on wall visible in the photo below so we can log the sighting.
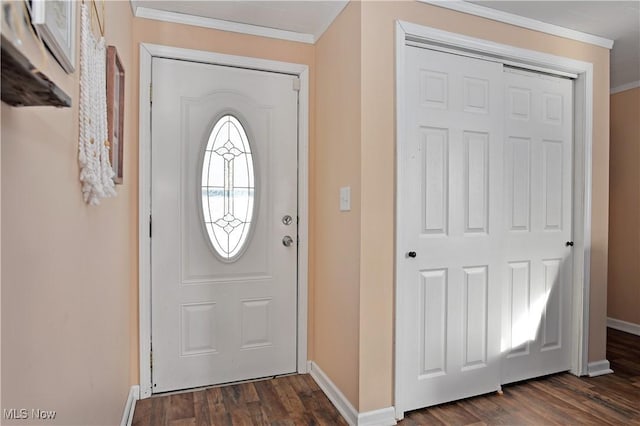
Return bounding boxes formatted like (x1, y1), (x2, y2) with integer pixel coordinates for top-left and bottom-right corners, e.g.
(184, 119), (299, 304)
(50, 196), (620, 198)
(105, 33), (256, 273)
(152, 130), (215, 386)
(1, 34), (71, 108)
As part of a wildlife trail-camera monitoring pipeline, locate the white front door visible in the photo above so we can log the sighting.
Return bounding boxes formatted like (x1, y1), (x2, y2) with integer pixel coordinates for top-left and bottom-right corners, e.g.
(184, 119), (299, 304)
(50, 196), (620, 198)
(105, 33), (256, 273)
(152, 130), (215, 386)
(398, 47), (574, 413)
(151, 57), (299, 393)
(397, 47), (504, 412)
(501, 68), (573, 384)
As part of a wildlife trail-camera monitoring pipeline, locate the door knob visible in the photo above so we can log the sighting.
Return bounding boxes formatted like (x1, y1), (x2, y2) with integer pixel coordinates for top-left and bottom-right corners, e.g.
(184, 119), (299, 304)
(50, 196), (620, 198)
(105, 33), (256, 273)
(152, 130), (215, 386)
(282, 236), (294, 247)
(407, 251), (417, 258)
(565, 241), (574, 247)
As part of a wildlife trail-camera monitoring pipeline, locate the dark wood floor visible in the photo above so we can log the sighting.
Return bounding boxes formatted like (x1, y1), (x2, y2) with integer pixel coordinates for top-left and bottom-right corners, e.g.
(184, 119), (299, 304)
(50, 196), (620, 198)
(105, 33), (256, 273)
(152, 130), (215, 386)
(133, 328), (640, 425)
(399, 328), (640, 425)
(132, 374), (348, 426)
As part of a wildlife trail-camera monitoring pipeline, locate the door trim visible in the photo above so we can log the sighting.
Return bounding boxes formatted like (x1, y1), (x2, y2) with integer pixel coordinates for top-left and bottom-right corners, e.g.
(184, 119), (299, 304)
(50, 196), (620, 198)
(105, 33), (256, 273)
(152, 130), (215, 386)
(394, 21), (594, 417)
(138, 43), (310, 398)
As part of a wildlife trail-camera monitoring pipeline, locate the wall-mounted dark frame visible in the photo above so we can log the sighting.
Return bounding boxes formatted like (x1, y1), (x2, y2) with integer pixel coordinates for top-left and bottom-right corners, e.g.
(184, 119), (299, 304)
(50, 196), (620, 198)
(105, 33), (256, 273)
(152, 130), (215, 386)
(106, 45), (124, 184)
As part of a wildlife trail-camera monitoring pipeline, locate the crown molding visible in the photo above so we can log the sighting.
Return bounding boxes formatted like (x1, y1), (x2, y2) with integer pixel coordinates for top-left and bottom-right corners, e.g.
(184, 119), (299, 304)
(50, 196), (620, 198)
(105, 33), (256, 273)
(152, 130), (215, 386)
(419, 0), (614, 50)
(133, 6), (315, 44)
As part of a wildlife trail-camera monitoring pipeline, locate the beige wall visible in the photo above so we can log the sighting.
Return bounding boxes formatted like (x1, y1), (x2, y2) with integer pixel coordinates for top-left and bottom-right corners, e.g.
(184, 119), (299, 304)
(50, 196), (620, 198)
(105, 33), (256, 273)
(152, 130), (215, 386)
(608, 87), (640, 325)
(355, 0), (611, 411)
(1, 2), (134, 425)
(129, 16), (316, 384)
(314, 1), (362, 408)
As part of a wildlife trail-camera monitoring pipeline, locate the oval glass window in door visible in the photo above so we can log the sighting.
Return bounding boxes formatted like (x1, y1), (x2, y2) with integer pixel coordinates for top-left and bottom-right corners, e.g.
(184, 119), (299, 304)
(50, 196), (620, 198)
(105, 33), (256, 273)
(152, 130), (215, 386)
(201, 115), (255, 261)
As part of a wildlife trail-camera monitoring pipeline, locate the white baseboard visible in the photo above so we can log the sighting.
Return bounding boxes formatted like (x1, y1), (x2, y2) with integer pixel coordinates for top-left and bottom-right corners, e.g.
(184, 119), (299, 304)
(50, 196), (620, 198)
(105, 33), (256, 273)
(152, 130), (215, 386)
(308, 361), (396, 426)
(121, 385), (140, 426)
(587, 360), (614, 377)
(607, 317), (640, 336)
(308, 361), (358, 425)
(610, 80), (640, 94)
(358, 407), (397, 426)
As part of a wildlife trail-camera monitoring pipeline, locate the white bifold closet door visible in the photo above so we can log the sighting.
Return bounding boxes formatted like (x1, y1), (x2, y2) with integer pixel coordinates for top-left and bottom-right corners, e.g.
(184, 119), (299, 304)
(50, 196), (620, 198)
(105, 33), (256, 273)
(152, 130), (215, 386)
(398, 46), (573, 413)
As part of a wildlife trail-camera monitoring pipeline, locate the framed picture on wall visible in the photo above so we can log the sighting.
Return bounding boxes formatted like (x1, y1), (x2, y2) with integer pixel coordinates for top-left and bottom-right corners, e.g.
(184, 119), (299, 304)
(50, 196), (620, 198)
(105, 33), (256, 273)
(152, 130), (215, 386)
(31, 0), (76, 73)
(106, 45), (125, 184)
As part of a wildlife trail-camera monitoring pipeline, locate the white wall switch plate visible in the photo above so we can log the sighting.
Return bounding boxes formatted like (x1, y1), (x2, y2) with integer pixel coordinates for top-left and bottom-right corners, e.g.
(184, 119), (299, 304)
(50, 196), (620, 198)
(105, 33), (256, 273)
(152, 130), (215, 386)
(340, 186), (351, 211)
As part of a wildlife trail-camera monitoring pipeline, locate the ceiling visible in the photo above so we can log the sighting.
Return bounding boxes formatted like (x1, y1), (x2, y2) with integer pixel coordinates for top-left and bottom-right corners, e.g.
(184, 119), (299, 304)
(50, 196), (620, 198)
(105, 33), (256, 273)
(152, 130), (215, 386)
(130, 1), (348, 42)
(131, 0), (640, 90)
(468, 1), (640, 89)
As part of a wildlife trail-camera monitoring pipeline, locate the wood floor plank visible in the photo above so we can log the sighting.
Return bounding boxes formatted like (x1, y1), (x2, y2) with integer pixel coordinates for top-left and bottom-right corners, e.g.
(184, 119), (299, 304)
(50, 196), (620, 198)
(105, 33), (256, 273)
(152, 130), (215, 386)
(168, 392), (194, 421)
(205, 387), (232, 426)
(192, 390), (211, 426)
(404, 408), (447, 425)
(272, 377), (308, 422)
(297, 387), (336, 425)
(168, 419), (195, 426)
(131, 398), (151, 426)
(457, 395), (524, 425)
(313, 389), (348, 425)
(132, 328), (640, 425)
(511, 382), (610, 425)
(222, 383), (257, 425)
(534, 376), (640, 422)
(527, 379), (617, 424)
(474, 389), (539, 425)
(428, 401), (482, 425)
(149, 394), (168, 426)
(245, 400), (270, 425)
(570, 374), (640, 414)
(253, 379), (288, 421)
(548, 371), (596, 390)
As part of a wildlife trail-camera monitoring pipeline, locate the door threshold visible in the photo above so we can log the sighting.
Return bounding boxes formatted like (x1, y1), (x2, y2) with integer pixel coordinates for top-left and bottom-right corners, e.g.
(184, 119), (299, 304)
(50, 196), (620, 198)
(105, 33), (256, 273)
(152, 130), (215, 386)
(152, 372), (299, 397)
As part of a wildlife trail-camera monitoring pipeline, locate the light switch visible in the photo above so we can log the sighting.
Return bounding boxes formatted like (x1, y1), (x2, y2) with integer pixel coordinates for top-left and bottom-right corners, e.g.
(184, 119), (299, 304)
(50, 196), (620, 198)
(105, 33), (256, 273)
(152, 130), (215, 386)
(340, 186), (351, 212)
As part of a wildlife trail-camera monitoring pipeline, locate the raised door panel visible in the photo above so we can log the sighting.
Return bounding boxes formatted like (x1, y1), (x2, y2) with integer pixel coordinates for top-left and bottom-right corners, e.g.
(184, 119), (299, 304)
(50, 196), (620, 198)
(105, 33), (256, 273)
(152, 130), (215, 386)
(181, 302), (218, 356)
(462, 266), (489, 370)
(421, 128), (449, 235)
(464, 132), (489, 234)
(506, 137), (531, 232)
(420, 269), (448, 377)
(506, 261), (531, 357)
(421, 70), (449, 109)
(541, 259), (562, 351)
(542, 140), (564, 231)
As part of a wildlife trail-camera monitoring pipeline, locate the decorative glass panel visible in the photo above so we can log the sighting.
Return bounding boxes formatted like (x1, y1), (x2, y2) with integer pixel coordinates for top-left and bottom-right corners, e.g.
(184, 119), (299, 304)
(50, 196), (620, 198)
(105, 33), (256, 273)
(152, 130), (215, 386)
(201, 115), (255, 260)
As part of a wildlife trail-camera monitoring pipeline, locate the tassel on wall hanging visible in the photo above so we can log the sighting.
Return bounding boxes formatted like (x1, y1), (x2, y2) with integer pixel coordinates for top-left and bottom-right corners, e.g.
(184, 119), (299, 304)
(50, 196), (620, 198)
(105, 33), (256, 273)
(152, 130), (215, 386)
(78, 2), (115, 205)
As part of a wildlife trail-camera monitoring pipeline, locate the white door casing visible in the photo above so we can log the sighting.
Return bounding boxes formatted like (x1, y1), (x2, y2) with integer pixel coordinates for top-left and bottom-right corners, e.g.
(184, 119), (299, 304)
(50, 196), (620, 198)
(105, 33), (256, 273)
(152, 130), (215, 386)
(501, 68), (573, 384)
(149, 56), (300, 393)
(397, 46), (504, 412)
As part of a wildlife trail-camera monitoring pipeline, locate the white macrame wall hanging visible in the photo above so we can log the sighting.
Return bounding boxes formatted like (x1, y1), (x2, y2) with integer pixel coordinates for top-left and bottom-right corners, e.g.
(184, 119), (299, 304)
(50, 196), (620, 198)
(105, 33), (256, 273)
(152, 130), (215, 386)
(78, 3), (116, 205)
